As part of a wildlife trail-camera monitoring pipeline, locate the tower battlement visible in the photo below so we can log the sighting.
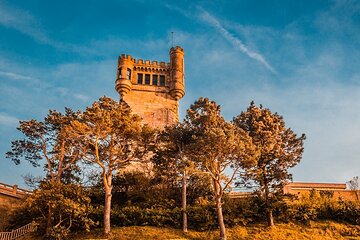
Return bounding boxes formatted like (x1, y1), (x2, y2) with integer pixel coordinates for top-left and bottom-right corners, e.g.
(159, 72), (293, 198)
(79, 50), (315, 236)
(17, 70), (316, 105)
(118, 55), (170, 68)
(115, 47), (185, 128)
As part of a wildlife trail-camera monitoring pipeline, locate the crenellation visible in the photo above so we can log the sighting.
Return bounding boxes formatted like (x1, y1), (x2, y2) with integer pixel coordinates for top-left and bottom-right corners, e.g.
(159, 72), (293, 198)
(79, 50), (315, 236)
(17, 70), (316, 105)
(171, 46), (184, 52)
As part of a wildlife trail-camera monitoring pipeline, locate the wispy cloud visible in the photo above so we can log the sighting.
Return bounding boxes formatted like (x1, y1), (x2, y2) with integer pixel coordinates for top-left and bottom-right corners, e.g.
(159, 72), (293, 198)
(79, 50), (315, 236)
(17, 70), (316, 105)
(0, 1), (55, 45)
(0, 70), (39, 81)
(0, 112), (19, 126)
(0, 1), (93, 54)
(198, 8), (277, 74)
(74, 94), (90, 102)
(164, 3), (276, 74)
(163, 3), (194, 19)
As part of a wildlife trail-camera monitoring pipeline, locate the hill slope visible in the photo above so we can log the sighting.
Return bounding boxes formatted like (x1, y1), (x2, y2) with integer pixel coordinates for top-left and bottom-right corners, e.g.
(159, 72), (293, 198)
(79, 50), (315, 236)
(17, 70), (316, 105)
(29, 221), (360, 240)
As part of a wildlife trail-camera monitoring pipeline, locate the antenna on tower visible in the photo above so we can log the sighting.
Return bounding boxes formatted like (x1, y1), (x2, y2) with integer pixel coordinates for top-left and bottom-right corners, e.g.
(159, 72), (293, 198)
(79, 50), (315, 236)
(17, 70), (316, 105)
(171, 32), (174, 47)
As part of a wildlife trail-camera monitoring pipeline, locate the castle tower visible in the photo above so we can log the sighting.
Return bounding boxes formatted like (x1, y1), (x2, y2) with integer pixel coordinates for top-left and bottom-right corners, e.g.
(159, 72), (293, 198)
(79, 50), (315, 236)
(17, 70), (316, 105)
(115, 46), (185, 128)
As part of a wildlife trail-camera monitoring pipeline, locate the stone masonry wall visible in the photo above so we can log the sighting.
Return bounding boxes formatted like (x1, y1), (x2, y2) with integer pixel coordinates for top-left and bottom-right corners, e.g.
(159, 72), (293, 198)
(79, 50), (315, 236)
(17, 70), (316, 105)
(122, 85), (178, 129)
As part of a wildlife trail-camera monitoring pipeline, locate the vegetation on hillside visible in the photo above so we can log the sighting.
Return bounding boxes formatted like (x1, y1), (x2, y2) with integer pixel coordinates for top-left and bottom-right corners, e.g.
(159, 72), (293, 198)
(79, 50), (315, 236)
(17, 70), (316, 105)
(5, 96), (359, 240)
(27, 221), (360, 240)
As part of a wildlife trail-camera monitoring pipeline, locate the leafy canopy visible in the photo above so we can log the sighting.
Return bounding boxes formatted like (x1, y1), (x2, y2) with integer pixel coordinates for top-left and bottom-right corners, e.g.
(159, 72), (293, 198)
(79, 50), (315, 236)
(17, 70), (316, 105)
(233, 101), (306, 193)
(6, 108), (82, 183)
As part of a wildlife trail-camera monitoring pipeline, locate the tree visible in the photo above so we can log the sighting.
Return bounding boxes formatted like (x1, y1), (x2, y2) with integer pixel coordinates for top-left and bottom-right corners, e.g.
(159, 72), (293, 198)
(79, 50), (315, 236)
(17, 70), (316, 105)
(347, 176), (359, 201)
(6, 108), (82, 183)
(6, 108), (83, 235)
(9, 182), (94, 240)
(233, 101), (306, 227)
(152, 123), (194, 233)
(66, 96), (153, 235)
(184, 98), (255, 240)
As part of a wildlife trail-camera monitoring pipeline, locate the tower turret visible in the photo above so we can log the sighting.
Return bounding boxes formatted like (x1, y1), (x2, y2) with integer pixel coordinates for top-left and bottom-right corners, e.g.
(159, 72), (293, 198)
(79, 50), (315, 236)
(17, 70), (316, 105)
(115, 54), (135, 98)
(114, 47), (185, 128)
(169, 46), (185, 100)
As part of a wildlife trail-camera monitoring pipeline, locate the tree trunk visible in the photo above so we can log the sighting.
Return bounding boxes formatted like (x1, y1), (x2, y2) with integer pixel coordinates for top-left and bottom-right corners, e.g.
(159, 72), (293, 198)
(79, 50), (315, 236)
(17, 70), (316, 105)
(267, 209), (274, 227)
(216, 196), (226, 240)
(263, 172), (274, 227)
(182, 170), (188, 233)
(104, 188), (112, 235)
(45, 205), (53, 236)
(213, 178), (226, 240)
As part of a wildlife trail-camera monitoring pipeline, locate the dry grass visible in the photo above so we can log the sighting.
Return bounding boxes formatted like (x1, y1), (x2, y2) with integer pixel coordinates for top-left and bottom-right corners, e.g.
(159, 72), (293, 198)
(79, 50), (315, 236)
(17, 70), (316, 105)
(28, 221), (360, 240)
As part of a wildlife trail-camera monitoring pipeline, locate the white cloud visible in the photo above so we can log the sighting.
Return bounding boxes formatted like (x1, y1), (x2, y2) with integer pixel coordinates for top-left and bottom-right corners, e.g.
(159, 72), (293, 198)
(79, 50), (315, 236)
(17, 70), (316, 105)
(0, 2), (94, 55)
(314, 0), (360, 41)
(0, 112), (19, 126)
(0, 70), (38, 81)
(0, 1), (61, 46)
(74, 94), (90, 102)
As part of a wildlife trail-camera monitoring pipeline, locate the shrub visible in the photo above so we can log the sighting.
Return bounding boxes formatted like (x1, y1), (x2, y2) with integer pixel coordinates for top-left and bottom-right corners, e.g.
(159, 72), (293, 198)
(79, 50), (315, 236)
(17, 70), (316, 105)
(278, 192), (360, 225)
(8, 182), (95, 239)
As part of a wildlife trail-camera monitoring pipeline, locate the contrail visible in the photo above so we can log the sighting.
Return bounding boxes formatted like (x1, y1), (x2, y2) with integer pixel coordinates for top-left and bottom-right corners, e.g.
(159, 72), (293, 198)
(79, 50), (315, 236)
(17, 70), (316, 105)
(199, 8), (277, 74)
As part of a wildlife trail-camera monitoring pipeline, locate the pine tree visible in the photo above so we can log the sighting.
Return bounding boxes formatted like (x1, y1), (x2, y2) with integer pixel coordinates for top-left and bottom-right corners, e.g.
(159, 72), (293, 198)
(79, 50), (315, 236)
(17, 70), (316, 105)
(184, 98), (255, 240)
(233, 101), (306, 227)
(66, 96), (154, 235)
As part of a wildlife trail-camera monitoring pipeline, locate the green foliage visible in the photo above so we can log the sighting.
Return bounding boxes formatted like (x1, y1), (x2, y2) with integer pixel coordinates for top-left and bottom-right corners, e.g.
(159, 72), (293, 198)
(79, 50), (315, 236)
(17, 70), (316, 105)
(233, 101), (306, 226)
(186, 204), (217, 230)
(277, 192), (360, 225)
(184, 97), (256, 237)
(66, 96), (155, 234)
(8, 182), (95, 239)
(6, 108), (82, 184)
(89, 170), (213, 209)
(90, 204), (220, 231)
(333, 200), (360, 225)
(186, 173), (213, 205)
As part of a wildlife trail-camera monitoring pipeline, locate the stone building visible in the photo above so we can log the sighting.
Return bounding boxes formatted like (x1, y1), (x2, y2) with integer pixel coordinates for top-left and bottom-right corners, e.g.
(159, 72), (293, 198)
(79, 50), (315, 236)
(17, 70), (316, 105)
(115, 46), (185, 128)
(283, 182), (359, 201)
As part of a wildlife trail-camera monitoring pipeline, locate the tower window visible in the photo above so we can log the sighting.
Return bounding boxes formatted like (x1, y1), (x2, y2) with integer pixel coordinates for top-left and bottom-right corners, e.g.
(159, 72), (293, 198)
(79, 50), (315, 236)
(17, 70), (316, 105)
(137, 73), (143, 84)
(118, 68), (122, 78)
(159, 75), (165, 86)
(145, 74), (150, 85)
(152, 75), (158, 85)
(126, 68), (132, 80)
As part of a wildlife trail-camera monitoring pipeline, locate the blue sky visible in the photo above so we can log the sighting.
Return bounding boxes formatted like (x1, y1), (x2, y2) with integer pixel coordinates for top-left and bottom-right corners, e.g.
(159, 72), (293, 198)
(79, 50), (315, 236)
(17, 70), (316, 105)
(0, 0), (359, 188)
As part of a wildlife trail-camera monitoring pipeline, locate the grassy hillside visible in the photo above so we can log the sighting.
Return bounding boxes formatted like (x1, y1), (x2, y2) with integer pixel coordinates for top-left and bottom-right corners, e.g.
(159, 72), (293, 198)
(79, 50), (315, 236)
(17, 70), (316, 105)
(28, 221), (360, 240)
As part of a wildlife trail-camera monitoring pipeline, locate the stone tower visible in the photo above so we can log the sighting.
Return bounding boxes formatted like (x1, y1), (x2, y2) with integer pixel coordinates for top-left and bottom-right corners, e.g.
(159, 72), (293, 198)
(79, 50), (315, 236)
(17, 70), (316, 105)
(115, 46), (185, 128)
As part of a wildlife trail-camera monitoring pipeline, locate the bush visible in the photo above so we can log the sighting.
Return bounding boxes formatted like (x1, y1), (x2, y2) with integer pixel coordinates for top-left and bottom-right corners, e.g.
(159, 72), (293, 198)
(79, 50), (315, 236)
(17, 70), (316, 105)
(89, 189), (360, 232)
(187, 204), (217, 230)
(278, 191), (360, 225)
(333, 201), (360, 225)
(89, 204), (221, 231)
(8, 182), (95, 239)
